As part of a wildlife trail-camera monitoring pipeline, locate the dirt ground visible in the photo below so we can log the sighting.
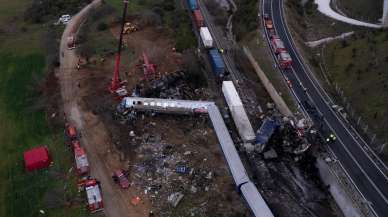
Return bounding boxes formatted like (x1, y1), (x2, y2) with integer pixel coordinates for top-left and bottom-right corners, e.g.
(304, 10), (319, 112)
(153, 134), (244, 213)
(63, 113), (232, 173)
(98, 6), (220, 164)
(110, 24), (183, 81)
(59, 5), (250, 216)
(59, 1), (150, 216)
(78, 25), (250, 216)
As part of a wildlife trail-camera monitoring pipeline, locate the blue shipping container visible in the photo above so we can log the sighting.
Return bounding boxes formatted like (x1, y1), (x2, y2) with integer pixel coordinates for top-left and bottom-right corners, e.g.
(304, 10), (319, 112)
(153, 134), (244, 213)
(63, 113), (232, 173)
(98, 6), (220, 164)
(209, 49), (225, 77)
(188, 0), (198, 11)
(255, 118), (279, 146)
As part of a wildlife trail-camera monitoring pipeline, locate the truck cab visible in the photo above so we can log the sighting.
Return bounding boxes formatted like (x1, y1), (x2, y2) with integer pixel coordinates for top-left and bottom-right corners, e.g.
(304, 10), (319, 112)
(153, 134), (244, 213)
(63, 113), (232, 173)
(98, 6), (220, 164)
(73, 142), (89, 176)
(271, 36), (286, 54)
(112, 170), (130, 189)
(263, 14), (273, 29)
(65, 124), (78, 140)
(278, 51), (292, 69)
(84, 179), (103, 213)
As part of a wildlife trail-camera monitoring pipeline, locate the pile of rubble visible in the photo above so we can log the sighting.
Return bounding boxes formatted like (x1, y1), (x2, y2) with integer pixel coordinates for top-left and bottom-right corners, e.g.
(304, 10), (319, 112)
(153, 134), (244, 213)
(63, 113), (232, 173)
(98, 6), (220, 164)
(240, 110), (340, 217)
(133, 70), (211, 101)
(125, 115), (249, 216)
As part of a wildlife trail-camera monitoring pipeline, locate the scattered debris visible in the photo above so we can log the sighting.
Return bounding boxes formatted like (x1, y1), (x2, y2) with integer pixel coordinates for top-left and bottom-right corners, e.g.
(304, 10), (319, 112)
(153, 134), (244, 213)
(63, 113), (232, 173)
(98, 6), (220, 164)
(176, 165), (190, 174)
(190, 185), (198, 193)
(263, 148), (278, 160)
(131, 196), (141, 206)
(167, 192), (184, 207)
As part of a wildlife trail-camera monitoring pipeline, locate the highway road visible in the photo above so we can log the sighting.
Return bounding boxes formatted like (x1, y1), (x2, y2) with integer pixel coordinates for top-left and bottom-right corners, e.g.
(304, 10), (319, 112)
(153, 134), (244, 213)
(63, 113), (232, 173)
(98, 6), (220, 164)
(263, 0), (388, 216)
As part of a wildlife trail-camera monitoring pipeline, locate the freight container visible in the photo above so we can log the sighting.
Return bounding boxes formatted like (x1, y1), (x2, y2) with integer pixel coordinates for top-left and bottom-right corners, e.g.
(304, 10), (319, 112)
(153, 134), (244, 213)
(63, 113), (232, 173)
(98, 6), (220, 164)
(209, 49), (225, 77)
(188, 0), (198, 11)
(222, 81), (256, 142)
(222, 81), (243, 107)
(199, 27), (213, 48)
(193, 10), (204, 27)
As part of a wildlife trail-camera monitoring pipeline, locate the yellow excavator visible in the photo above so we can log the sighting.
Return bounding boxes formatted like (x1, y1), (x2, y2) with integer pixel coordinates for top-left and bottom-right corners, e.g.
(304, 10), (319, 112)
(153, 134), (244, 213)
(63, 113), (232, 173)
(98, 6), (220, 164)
(123, 22), (138, 34)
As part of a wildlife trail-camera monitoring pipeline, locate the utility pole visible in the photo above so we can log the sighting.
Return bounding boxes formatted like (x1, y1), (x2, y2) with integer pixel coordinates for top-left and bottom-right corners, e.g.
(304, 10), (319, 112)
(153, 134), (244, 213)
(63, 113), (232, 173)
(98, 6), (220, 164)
(110, 0), (129, 92)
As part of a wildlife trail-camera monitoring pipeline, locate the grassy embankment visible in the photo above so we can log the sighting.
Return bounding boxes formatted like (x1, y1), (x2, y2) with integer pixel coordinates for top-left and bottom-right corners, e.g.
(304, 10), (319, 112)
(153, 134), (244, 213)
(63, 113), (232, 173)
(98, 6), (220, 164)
(285, 0), (388, 152)
(284, 0), (388, 157)
(0, 0), (89, 217)
(233, 0), (297, 112)
(335, 0), (383, 22)
(323, 30), (388, 151)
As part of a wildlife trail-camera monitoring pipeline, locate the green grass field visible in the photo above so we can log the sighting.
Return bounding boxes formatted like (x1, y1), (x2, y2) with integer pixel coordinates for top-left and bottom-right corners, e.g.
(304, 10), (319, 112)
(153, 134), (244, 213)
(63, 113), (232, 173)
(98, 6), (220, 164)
(0, 1), (88, 217)
(336, 0), (383, 22)
(324, 30), (388, 153)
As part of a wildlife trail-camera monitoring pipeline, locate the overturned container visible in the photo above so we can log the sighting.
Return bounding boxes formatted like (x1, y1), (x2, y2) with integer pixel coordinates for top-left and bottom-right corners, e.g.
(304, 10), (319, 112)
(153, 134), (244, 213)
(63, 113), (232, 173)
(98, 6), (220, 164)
(222, 81), (255, 142)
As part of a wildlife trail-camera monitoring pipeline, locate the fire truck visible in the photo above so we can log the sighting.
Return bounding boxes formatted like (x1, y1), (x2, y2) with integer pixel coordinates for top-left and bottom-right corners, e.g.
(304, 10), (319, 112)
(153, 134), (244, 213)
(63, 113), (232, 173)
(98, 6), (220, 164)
(73, 141), (89, 176)
(278, 51), (292, 69)
(263, 14), (273, 29)
(83, 179), (104, 213)
(271, 36), (286, 54)
(65, 124), (78, 140)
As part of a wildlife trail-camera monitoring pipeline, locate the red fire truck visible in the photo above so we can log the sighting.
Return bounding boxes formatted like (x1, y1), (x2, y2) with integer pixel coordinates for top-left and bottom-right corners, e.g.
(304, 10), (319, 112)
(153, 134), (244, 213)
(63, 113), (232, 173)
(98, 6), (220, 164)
(73, 141), (89, 175)
(271, 36), (286, 54)
(83, 179), (104, 213)
(278, 51), (292, 69)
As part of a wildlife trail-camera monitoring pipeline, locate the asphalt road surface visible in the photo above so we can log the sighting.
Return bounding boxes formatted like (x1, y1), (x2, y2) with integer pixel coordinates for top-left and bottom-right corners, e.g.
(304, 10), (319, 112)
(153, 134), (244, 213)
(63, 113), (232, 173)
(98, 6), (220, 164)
(263, 0), (388, 216)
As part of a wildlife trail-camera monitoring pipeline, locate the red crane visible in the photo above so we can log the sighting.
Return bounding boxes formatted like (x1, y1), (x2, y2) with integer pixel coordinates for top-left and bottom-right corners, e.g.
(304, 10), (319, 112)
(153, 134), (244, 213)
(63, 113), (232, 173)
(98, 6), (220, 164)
(142, 52), (156, 81)
(110, 0), (129, 93)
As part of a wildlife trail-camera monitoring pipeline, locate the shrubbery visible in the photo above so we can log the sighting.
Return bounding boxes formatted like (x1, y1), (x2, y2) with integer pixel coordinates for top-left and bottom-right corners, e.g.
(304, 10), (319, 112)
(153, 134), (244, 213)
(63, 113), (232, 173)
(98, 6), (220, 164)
(233, 0), (258, 41)
(24, 0), (92, 23)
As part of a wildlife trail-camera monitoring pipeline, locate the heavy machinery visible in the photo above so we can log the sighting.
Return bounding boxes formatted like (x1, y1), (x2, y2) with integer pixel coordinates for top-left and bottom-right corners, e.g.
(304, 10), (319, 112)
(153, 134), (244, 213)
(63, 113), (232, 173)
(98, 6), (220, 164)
(278, 51), (292, 69)
(73, 141), (89, 176)
(123, 22), (138, 34)
(112, 169), (130, 189)
(141, 52), (157, 81)
(81, 179), (104, 213)
(67, 36), (76, 50)
(263, 14), (273, 29)
(65, 124), (78, 141)
(110, 0), (129, 94)
(271, 35), (286, 54)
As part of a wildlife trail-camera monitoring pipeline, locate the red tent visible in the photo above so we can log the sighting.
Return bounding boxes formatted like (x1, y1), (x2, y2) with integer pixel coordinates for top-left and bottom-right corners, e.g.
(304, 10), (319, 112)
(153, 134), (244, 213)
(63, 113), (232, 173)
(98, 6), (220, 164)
(24, 146), (52, 172)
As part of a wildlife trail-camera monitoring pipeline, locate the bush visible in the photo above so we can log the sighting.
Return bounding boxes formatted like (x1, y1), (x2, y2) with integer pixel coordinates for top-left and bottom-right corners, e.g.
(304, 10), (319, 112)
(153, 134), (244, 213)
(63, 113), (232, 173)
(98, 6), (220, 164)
(183, 51), (208, 88)
(233, 0), (258, 41)
(97, 22), (108, 31)
(24, 0), (91, 23)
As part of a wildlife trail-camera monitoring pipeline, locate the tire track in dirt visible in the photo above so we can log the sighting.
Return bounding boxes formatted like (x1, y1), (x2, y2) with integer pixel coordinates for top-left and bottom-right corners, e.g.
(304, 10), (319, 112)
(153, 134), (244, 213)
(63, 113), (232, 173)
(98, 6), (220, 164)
(58, 1), (149, 216)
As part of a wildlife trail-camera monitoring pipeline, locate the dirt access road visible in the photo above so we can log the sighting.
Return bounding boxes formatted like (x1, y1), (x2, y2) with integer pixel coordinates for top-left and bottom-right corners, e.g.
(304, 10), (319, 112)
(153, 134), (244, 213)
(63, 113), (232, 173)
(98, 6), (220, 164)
(59, 1), (149, 217)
